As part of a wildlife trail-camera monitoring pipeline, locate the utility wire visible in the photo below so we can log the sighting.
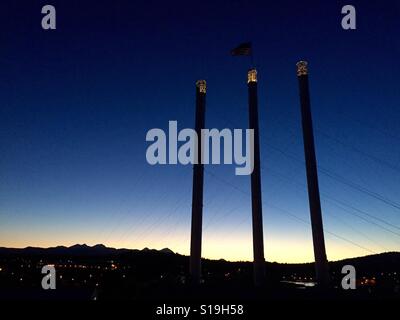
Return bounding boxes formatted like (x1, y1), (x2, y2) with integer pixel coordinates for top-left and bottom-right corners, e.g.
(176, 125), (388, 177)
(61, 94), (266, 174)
(205, 168), (378, 255)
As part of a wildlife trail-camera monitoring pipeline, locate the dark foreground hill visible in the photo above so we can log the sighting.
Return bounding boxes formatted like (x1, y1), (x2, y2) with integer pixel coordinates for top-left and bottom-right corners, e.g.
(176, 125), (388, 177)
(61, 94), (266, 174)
(0, 244), (398, 300)
(0, 244), (398, 272)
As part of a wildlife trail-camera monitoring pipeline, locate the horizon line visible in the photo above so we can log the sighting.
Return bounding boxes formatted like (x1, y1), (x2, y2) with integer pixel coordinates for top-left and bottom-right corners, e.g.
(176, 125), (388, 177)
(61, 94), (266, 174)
(1, 242), (398, 265)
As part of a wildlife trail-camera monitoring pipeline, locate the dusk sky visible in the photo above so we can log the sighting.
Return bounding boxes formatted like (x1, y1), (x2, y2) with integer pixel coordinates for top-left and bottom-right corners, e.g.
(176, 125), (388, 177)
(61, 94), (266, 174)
(1, 0), (399, 262)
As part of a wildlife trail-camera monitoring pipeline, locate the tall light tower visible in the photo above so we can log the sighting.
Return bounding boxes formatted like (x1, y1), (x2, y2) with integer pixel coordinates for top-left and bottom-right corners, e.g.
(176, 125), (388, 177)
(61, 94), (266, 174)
(189, 80), (206, 285)
(247, 69), (266, 286)
(296, 61), (329, 287)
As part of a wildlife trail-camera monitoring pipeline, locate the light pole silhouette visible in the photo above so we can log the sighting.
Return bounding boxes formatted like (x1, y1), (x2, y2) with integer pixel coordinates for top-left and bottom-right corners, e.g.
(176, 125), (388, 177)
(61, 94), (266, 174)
(247, 69), (266, 286)
(296, 61), (329, 287)
(189, 80), (206, 284)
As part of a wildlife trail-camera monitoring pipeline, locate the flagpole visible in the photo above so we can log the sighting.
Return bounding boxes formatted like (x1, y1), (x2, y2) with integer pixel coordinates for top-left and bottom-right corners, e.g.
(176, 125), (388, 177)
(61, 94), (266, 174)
(250, 51), (254, 68)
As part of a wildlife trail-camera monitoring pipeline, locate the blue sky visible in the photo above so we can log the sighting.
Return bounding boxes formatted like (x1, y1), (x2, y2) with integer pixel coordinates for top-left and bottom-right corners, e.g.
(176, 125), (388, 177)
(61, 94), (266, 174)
(0, 0), (399, 262)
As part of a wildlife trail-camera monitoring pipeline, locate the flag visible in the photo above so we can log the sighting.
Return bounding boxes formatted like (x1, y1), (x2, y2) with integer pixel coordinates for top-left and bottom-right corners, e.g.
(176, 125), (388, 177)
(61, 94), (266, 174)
(231, 42), (252, 56)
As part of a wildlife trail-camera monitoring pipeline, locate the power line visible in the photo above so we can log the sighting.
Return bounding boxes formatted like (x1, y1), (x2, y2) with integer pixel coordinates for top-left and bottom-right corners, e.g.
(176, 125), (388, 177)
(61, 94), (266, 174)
(260, 162), (400, 237)
(319, 168), (400, 211)
(260, 163), (400, 237)
(204, 168), (378, 255)
(323, 210), (389, 252)
(213, 104), (400, 244)
(268, 143), (400, 212)
(322, 195), (400, 232)
(316, 129), (400, 173)
(221, 103), (400, 215)
(274, 108), (400, 166)
(323, 197), (400, 238)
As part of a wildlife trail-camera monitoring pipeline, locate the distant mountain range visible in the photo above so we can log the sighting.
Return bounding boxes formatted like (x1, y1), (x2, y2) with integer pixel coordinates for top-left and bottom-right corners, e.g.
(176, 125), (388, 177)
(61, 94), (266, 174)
(0, 244), (174, 256)
(0, 244), (398, 270)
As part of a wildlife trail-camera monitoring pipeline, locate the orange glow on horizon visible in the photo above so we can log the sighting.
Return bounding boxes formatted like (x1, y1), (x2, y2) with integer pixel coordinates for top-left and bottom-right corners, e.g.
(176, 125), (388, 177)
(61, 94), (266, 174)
(1, 228), (397, 264)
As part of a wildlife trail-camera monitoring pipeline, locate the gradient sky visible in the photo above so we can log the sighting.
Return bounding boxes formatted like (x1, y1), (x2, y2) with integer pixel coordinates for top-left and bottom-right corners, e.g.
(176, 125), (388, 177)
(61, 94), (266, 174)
(0, 0), (399, 263)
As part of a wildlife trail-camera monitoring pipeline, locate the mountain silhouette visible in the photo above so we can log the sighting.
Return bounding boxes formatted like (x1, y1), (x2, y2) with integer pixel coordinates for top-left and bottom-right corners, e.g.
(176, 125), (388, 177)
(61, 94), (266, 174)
(0, 244), (398, 271)
(0, 244), (175, 257)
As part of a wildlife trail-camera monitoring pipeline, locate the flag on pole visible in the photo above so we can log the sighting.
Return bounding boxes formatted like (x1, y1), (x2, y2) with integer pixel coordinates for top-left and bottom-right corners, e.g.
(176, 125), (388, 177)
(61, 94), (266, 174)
(231, 42), (252, 56)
